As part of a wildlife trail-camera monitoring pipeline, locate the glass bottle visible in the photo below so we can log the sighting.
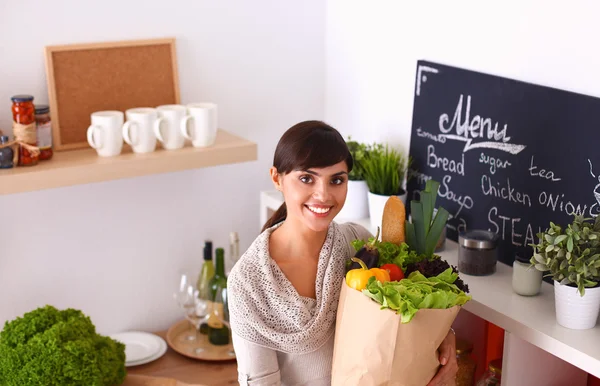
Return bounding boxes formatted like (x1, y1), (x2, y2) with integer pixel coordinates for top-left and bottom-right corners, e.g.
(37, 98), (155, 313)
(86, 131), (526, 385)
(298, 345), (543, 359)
(476, 358), (502, 386)
(455, 338), (477, 386)
(228, 231), (240, 274)
(11, 94), (39, 166)
(34, 104), (53, 160)
(0, 136), (14, 169)
(197, 241), (214, 334)
(208, 247), (229, 345)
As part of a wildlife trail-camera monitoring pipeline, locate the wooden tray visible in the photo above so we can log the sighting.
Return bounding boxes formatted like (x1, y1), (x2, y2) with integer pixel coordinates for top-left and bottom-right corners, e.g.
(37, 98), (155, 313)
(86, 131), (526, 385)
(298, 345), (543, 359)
(166, 319), (236, 362)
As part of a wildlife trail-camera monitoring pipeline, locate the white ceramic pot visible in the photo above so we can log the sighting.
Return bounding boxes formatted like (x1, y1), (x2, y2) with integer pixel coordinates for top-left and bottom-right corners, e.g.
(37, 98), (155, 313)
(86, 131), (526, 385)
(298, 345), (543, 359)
(337, 180), (369, 220)
(554, 281), (600, 329)
(367, 192), (388, 231)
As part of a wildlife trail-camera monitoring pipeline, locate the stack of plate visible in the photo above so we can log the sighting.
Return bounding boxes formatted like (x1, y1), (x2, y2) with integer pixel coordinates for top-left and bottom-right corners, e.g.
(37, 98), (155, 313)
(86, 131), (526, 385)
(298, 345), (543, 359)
(109, 331), (168, 367)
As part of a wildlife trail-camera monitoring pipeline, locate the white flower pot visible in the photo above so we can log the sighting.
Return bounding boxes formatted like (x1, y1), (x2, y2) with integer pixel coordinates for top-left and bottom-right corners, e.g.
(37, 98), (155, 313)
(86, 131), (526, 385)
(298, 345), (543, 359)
(554, 281), (600, 329)
(337, 180), (369, 220)
(367, 191), (407, 231)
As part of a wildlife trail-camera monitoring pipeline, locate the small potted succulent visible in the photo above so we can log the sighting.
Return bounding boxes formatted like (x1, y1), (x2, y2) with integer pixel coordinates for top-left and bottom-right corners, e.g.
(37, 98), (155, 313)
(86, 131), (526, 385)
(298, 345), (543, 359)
(530, 215), (600, 330)
(360, 142), (409, 230)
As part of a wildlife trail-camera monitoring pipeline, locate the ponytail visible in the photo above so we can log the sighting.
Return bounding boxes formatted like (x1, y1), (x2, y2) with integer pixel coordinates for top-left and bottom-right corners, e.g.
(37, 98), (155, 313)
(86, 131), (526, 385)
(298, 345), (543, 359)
(262, 203), (287, 232)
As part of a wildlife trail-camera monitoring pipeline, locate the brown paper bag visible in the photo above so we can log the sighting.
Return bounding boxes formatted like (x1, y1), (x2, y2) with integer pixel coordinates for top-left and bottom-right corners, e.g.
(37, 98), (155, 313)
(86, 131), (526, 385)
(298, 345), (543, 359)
(331, 282), (461, 386)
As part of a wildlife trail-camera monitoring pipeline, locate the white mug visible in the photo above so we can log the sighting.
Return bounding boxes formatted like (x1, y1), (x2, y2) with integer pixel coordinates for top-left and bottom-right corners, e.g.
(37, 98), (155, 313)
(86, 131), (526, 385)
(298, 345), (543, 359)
(155, 105), (188, 150)
(87, 111), (125, 157)
(122, 108), (163, 153)
(182, 103), (218, 147)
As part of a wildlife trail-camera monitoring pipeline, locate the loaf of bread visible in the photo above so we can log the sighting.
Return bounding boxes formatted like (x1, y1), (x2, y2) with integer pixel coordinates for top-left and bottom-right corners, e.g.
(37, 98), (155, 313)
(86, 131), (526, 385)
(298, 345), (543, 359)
(381, 195), (406, 245)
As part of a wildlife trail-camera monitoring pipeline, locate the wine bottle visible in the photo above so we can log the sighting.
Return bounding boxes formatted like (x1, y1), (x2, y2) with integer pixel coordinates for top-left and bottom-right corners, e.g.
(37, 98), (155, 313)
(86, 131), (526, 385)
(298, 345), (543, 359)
(197, 240), (214, 334)
(208, 247), (230, 345)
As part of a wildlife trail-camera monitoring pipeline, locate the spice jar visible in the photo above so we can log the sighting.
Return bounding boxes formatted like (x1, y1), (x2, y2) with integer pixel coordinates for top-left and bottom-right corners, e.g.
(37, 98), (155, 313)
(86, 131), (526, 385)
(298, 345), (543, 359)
(11, 94), (39, 166)
(34, 104), (53, 160)
(512, 256), (543, 296)
(458, 230), (499, 276)
(476, 358), (502, 386)
(455, 338), (477, 386)
(0, 136), (14, 169)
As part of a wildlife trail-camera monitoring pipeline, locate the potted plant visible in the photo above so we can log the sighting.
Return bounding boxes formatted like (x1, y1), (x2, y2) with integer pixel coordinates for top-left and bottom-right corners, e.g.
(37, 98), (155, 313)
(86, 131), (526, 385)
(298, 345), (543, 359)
(530, 215), (600, 330)
(337, 137), (371, 220)
(360, 143), (409, 230)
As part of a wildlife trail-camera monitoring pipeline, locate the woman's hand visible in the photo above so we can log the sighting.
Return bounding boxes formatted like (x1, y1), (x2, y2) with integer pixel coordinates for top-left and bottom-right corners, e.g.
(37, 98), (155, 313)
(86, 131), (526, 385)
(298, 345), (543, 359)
(427, 329), (458, 386)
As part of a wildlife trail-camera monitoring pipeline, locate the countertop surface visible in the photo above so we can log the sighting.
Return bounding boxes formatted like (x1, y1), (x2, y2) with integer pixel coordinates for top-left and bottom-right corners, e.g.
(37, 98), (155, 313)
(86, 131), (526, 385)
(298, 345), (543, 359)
(124, 330), (238, 386)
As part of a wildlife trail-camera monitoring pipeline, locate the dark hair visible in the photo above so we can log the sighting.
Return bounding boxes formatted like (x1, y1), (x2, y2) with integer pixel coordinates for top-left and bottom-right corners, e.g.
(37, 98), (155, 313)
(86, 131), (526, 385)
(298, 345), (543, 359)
(262, 120), (353, 232)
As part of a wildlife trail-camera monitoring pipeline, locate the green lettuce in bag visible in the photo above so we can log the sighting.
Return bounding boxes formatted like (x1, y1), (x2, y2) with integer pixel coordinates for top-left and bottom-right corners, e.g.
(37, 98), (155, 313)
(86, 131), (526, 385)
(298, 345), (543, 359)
(362, 268), (472, 323)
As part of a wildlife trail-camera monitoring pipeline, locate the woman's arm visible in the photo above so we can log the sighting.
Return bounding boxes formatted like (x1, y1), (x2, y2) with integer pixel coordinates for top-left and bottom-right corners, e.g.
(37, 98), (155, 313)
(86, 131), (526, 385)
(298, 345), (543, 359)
(232, 331), (281, 386)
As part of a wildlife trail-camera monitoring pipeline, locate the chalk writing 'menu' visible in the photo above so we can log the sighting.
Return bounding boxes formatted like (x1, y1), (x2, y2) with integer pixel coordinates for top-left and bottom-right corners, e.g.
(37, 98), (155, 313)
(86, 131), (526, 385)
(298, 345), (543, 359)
(438, 94), (512, 142)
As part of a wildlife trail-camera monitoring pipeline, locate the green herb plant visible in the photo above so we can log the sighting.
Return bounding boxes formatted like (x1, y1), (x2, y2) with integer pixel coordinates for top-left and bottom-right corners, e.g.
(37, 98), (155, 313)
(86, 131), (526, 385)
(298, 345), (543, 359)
(361, 143), (408, 196)
(0, 305), (126, 386)
(405, 179), (450, 259)
(530, 215), (600, 297)
(346, 137), (369, 181)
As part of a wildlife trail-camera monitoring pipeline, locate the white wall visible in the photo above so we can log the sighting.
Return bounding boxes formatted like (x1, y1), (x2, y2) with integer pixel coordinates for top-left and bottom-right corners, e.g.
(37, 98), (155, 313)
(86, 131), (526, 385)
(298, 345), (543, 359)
(325, 0), (600, 153)
(0, 0), (325, 334)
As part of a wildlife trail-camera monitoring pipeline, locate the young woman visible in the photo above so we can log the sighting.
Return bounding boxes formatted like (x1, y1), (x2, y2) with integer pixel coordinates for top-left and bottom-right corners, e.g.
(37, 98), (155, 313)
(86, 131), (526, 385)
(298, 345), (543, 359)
(228, 121), (458, 386)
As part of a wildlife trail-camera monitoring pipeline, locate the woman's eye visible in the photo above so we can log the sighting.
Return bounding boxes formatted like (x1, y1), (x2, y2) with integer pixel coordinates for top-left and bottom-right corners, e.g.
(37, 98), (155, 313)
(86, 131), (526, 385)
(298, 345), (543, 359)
(332, 177), (345, 185)
(300, 175), (313, 184)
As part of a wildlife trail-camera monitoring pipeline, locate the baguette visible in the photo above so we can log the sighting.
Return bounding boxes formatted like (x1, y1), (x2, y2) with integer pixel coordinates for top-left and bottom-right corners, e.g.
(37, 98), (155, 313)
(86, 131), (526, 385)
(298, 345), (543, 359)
(381, 195), (406, 245)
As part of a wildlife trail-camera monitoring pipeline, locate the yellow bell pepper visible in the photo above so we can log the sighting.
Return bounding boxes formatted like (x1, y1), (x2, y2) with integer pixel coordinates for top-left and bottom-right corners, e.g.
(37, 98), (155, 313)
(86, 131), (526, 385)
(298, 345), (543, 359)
(346, 257), (390, 291)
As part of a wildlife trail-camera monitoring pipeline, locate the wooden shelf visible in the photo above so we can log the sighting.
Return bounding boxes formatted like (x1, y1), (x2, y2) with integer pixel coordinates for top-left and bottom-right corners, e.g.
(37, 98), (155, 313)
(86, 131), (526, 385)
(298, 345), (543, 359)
(1, 130), (257, 195)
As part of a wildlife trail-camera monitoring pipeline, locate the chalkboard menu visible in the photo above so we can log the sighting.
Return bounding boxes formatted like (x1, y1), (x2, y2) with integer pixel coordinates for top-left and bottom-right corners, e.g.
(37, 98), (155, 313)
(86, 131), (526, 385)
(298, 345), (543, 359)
(406, 60), (600, 266)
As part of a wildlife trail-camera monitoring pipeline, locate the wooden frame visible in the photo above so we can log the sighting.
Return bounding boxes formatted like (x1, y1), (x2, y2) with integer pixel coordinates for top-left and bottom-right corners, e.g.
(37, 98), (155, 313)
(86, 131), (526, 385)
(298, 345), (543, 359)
(44, 38), (180, 151)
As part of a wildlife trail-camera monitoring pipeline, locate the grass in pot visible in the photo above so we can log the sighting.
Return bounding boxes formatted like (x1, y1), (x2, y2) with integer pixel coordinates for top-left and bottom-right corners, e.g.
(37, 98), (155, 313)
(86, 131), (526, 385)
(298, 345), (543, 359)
(361, 143), (409, 229)
(530, 215), (600, 329)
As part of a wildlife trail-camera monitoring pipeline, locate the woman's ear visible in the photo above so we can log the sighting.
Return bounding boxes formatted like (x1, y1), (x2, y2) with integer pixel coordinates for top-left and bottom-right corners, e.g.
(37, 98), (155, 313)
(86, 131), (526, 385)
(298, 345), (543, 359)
(270, 167), (283, 191)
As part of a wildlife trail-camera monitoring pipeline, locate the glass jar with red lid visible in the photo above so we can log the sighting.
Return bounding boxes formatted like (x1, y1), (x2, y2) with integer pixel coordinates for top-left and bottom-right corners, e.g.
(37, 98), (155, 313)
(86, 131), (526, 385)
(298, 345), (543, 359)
(11, 94), (39, 166)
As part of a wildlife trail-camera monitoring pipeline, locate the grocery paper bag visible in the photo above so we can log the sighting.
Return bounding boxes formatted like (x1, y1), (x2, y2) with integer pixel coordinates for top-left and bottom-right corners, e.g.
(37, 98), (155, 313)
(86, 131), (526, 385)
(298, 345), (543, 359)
(331, 281), (461, 386)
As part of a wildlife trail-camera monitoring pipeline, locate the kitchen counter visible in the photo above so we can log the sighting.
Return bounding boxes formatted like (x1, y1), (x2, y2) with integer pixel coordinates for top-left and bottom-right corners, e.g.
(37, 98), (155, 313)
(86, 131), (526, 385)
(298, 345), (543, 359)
(124, 330), (238, 386)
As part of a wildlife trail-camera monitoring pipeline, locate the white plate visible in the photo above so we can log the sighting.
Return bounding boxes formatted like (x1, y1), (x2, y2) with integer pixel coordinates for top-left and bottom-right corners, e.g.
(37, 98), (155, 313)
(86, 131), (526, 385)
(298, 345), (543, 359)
(125, 337), (167, 367)
(109, 331), (167, 366)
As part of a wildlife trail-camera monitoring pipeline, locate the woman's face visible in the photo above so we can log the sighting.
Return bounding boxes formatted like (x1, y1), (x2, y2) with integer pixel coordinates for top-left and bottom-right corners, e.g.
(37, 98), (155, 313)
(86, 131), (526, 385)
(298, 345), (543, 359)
(272, 160), (349, 233)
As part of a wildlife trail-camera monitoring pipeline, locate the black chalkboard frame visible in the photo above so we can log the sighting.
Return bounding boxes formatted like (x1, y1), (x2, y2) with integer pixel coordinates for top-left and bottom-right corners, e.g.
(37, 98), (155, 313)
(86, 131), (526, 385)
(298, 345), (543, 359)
(406, 60), (600, 270)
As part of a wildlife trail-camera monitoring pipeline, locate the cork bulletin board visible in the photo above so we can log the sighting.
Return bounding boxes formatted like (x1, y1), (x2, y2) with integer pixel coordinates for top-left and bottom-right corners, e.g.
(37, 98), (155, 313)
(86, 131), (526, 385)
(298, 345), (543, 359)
(44, 38), (180, 151)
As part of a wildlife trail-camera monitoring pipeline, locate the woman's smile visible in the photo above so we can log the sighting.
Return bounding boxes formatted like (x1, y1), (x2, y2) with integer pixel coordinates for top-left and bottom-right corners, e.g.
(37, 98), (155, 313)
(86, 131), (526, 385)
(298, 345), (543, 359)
(305, 204), (333, 217)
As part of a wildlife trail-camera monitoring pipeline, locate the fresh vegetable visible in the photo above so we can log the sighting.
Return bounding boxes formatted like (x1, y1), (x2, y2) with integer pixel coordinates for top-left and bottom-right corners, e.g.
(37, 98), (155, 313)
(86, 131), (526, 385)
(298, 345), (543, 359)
(381, 263), (404, 282)
(0, 305), (126, 386)
(362, 269), (472, 323)
(405, 258), (469, 293)
(349, 227), (381, 270)
(405, 180), (450, 258)
(352, 238), (421, 272)
(382, 195), (406, 244)
(346, 257), (390, 291)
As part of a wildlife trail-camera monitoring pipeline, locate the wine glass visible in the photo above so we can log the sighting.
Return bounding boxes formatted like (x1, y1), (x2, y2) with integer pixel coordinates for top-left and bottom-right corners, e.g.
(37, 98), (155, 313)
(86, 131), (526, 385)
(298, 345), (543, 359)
(213, 287), (235, 357)
(173, 273), (199, 341)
